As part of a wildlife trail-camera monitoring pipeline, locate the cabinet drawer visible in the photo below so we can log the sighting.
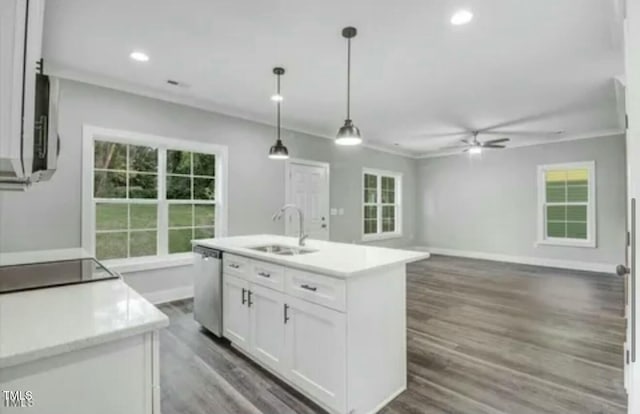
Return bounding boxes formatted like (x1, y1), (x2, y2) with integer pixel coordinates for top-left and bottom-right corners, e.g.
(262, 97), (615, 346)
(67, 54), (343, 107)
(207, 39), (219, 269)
(223, 253), (250, 278)
(285, 269), (346, 312)
(251, 260), (285, 291)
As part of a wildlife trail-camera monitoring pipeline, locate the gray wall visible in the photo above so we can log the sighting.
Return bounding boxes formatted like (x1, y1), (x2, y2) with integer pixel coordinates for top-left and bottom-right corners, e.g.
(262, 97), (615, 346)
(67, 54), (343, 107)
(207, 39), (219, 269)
(0, 80), (417, 298)
(417, 135), (626, 266)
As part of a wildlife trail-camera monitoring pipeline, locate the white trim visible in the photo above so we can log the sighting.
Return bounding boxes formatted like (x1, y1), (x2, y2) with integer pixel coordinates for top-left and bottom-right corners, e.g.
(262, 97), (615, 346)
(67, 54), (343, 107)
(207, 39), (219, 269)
(284, 158), (331, 240)
(414, 246), (616, 274)
(362, 168), (403, 242)
(536, 161), (596, 248)
(140, 285), (194, 305)
(81, 124), (229, 264)
(416, 130), (625, 159)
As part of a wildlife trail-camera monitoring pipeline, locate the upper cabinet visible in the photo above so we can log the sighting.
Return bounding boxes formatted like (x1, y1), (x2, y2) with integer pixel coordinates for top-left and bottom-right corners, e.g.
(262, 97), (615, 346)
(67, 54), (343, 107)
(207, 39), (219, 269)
(0, 0), (59, 191)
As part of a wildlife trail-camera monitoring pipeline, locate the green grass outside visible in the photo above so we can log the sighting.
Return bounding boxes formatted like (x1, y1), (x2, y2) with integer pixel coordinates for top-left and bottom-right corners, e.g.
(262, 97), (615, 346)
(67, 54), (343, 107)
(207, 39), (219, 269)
(96, 203), (214, 260)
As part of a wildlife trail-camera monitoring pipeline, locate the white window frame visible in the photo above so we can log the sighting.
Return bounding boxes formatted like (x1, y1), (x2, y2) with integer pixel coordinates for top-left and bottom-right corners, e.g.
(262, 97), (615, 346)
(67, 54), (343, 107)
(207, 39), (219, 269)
(81, 125), (229, 272)
(536, 161), (596, 248)
(362, 168), (403, 242)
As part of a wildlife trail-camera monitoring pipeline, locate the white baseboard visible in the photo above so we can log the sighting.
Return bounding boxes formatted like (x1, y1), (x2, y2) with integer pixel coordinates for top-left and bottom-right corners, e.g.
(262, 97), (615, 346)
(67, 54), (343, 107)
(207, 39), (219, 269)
(411, 246), (616, 274)
(142, 285), (194, 304)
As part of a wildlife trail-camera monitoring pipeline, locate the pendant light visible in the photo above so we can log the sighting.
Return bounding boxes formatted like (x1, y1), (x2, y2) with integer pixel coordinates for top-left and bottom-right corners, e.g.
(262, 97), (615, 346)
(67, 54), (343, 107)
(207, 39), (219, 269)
(269, 67), (289, 159)
(336, 26), (362, 146)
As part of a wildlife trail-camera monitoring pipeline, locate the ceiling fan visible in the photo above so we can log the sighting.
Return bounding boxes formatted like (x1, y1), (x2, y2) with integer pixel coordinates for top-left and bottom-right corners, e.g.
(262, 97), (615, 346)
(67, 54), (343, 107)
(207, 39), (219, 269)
(444, 131), (510, 154)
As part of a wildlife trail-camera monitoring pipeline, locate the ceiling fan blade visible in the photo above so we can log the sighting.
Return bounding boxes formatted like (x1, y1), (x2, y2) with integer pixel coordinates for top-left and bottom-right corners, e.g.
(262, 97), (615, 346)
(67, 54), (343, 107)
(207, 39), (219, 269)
(483, 138), (510, 145)
(440, 144), (471, 150)
(462, 148), (470, 153)
(483, 144), (506, 149)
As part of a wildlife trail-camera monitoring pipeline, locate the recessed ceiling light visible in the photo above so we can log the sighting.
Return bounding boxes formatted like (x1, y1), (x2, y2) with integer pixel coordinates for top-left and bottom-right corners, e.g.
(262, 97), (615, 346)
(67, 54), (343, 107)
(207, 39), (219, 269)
(451, 9), (473, 25)
(271, 94), (283, 102)
(130, 51), (150, 62)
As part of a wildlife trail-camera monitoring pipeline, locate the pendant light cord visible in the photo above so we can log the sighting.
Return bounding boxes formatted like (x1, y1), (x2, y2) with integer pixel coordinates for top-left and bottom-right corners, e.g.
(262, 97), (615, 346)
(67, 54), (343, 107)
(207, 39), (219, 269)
(277, 73), (281, 141)
(347, 37), (351, 120)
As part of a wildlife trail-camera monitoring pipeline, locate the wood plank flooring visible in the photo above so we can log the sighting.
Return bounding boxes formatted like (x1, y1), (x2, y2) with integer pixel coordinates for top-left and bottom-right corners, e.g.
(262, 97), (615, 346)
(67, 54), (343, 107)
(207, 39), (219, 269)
(157, 255), (627, 414)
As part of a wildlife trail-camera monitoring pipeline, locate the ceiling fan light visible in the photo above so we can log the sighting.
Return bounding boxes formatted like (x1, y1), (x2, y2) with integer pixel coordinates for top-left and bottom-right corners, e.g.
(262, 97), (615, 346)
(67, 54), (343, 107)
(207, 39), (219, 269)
(336, 120), (362, 146)
(469, 146), (482, 155)
(268, 140), (289, 159)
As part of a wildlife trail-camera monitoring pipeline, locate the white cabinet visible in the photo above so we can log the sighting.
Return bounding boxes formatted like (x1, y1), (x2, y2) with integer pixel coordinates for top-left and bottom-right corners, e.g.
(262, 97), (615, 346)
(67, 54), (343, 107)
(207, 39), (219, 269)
(249, 284), (286, 372)
(0, 0), (46, 179)
(222, 255), (405, 414)
(284, 296), (346, 413)
(222, 274), (250, 350)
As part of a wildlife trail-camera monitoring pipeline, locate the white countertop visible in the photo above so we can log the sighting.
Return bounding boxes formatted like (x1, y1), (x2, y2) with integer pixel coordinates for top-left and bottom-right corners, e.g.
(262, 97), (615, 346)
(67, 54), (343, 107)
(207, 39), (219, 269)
(0, 248), (92, 266)
(0, 251), (169, 369)
(193, 235), (430, 278)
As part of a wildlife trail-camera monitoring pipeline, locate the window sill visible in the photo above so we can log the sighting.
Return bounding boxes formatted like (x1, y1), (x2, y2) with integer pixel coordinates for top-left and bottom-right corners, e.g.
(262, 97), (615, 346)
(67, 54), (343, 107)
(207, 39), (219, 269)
(362, 232), (403, 242)
(101, 253), (195, 274)
(536, 239), (596, 248)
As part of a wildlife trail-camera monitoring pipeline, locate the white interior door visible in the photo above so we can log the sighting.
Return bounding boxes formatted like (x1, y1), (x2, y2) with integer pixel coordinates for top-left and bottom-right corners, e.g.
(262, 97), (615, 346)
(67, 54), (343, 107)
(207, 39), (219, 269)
(286, 160), (330, 240)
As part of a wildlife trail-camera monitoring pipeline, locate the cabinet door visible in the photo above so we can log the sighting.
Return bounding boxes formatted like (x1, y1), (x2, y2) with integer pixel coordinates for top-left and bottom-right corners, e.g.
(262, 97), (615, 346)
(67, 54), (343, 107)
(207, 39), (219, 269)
(222, 274), (250, 350)
(284, 296), (346, 413)
(249, 284), (286, 372)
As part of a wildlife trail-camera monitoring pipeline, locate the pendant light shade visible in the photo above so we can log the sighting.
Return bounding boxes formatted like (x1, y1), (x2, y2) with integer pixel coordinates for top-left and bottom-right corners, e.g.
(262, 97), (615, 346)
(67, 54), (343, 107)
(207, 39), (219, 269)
(269, 67), (289, 160)
(336, 26), (362, 146)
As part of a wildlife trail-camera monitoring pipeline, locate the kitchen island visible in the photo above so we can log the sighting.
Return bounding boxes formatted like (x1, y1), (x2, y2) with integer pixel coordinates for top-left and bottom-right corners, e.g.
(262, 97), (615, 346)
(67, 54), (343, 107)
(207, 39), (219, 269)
(0, 249), (169, 413)
(193, 235), (429, 414)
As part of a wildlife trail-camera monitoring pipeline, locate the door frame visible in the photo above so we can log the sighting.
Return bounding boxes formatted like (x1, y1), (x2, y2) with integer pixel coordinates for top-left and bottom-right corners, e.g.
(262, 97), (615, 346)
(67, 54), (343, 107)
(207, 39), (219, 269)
(284, 158), (331, 239)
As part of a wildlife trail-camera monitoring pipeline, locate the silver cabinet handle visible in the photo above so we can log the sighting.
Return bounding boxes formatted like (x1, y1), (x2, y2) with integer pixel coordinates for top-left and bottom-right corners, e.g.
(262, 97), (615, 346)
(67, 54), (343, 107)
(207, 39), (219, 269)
(284, 304), (290, 324)
(258, 271), (271, 278)
(247, 290), (253, 308)
(241, 288), (247, 305)
(300, 284), (317, 292)
(229, 264), (240, 269)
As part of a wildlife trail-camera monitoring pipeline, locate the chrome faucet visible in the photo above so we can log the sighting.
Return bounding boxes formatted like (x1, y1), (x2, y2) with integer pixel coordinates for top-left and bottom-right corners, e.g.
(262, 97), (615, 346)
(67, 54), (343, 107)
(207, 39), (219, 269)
(272, 204), (308, 246)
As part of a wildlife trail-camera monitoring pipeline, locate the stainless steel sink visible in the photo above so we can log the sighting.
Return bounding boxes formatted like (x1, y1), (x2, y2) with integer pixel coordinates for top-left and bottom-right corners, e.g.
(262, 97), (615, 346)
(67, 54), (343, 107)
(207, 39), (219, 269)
(249, 245), (317, 256)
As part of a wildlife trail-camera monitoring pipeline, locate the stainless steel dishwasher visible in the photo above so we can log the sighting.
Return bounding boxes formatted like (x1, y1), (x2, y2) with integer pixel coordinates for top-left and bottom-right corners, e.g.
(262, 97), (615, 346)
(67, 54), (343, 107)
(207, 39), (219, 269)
(193, 245), (223, 337)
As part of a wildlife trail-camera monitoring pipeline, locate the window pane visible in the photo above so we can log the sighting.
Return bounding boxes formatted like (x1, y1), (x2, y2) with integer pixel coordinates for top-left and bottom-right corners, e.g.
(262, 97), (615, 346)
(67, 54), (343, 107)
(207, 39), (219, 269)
(96, 232), (127, 260)
(567, 222), (588, 239)
(381, 176), (395, 204)
(130, 204), (157, 229)
(167, 175), (191, 199)
(195, 227), (215, 239)
(547, 222), (566, 238)
(129, 174), (157, 199)
(567, 185), (588, 202)
(545, 184), (566, 203)
(364, 174), (378, 203)
(546, 206), (566, 222)
(194, 205), (215, 227)
(567, 169), (588, 185)
(364, 205), (377, 220)
(167, 150), (191, 175)
(193, 153), (215, 177)
(130, 231), (157, 257)
(96, 203), (127, 231)
(364, 220), (377, 234)
(567, 205), (587, 222)
(382, 206), (395, 233)
(94, 171), (126, 198)
(129, 145), (157, 172)
(94, 141), (126, 170)
(194, 178), (215, 200)
(169, 204), (193, 227)
(169, 228), (193, 253)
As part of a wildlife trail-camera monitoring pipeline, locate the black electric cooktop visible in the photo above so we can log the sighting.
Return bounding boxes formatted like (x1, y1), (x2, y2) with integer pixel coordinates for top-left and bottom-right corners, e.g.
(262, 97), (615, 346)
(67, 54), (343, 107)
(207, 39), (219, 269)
(0, 258), (119, 294)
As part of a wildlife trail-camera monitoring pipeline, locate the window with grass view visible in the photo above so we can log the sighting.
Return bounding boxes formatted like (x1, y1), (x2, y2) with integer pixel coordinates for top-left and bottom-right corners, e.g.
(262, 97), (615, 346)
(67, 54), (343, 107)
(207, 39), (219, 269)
(93, 137), (219, 261)
(363, 169), (402, 240)
(538, 161), (595, 247)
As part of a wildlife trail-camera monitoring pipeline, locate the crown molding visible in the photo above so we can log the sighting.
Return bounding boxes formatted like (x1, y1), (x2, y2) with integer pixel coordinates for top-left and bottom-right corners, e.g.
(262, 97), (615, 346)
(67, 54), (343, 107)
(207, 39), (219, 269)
(415, 129), (625, 159)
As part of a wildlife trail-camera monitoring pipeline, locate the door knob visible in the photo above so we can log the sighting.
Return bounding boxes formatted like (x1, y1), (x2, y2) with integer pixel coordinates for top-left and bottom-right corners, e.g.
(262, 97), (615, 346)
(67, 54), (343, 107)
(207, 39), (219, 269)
(617, 264), (631, 276)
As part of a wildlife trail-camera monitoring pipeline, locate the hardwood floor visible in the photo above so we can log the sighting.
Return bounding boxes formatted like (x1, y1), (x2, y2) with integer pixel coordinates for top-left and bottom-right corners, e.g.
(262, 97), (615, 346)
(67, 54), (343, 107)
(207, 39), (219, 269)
(158, 255), (627, 414)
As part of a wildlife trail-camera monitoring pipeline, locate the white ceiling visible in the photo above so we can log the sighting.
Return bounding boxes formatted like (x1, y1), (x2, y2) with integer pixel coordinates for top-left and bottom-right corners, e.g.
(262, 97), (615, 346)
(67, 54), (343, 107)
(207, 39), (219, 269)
(43, 0), (625, 156)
